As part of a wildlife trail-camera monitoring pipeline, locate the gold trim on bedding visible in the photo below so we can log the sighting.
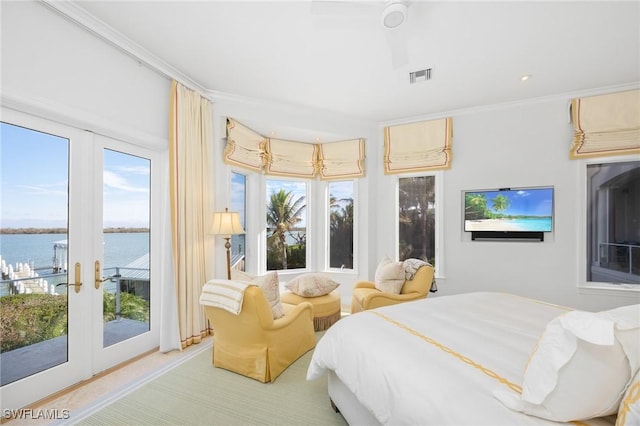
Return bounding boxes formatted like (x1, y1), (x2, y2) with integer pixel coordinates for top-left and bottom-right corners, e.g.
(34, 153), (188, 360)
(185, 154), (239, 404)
(370, 311), (522, 393)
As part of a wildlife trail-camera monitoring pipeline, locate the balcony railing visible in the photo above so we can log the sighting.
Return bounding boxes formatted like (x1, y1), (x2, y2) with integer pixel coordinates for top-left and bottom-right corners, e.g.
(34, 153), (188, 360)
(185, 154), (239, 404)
(599, 242), (640, 276)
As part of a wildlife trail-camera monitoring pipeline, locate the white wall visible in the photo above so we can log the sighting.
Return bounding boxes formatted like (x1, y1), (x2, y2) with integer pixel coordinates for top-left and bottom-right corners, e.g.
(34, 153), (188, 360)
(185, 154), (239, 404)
(2, 1), (638, 313)
(374, 98), (640, 310)
(1, 1), (169, 148)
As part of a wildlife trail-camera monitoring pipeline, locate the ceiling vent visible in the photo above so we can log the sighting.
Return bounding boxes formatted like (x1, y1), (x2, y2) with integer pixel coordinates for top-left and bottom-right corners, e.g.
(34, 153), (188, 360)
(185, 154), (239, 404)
(409, 68), (432, 84)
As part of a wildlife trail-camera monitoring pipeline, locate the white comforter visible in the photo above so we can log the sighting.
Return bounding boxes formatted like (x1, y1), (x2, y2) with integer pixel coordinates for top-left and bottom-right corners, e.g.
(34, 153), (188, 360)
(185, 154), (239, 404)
(307, 292), (614, 426)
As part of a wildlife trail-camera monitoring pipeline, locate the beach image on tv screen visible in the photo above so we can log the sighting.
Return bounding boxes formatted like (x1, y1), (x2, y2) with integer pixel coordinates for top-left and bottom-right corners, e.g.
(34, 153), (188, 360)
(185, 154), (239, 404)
(464, 188), (553, 232)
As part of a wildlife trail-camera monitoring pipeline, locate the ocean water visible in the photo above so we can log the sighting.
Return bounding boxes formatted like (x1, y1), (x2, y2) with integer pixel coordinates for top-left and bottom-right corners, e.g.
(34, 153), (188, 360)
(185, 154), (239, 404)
(0, 232), (149, 283)
(1, 233), (149, 296)
(505, 218), (553, 232)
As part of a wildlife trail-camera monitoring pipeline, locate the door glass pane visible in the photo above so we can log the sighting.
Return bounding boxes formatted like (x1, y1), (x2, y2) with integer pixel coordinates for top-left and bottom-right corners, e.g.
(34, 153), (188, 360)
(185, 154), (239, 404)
(102, 149), (150, 347)
(0, 122), (69, 385)
(230, 172), (246, 272)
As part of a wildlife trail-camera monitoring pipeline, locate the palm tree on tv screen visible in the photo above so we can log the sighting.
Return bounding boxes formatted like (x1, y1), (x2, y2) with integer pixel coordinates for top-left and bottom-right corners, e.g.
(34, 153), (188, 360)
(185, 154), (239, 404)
(490, 194), (511, 217)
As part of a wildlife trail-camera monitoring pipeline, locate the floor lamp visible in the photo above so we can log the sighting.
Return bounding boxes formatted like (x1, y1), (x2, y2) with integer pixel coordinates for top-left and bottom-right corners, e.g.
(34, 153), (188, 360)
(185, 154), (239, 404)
(210, 208), (245, 279)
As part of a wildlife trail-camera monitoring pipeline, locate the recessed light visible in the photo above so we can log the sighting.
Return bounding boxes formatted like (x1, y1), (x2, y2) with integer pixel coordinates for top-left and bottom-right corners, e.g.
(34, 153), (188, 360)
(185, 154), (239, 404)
(521, 74), (531, 81)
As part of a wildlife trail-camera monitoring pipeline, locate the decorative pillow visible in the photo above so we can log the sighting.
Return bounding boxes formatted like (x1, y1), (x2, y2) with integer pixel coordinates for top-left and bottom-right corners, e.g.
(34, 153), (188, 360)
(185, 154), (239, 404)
(374, 256), (405, 294)
(617, 368), (640, 426)
(230, 270), (255, 282)
(285, 273), (340, 297)
(230, 270), (284, 319)
(252, 271), (285, 319)
(494, 304), (640, 422)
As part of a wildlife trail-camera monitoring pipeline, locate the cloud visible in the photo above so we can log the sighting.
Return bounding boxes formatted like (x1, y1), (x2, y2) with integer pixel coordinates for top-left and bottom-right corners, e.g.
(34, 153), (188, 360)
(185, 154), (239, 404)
(15, 183), (67, 196)
(114, 165), (150, 175)
(103, 170), (149, 193)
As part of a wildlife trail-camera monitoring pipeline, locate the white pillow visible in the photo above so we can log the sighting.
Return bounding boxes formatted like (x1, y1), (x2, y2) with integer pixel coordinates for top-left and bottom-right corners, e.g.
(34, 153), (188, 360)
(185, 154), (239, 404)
(374, 257), (405, 294)
(285, 273), (340, 297)
(494, 304), (640, 422)
(617, 368), (640, 426)
(230, 270), (284, 319)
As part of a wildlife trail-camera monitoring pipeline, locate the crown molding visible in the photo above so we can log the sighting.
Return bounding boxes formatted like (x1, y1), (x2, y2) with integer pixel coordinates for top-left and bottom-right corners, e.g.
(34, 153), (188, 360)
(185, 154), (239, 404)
(39, 0), (208, 95)
(379, 82), (640, 128)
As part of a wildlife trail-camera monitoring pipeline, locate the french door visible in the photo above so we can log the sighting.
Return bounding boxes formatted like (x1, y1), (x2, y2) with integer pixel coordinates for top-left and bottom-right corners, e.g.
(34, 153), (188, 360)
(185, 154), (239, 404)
(0, 108), (160, 411)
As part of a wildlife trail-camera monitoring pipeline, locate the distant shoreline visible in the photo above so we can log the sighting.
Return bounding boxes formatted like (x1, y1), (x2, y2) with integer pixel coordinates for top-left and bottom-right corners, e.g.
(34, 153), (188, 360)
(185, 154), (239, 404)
(0, 227), (150, 235)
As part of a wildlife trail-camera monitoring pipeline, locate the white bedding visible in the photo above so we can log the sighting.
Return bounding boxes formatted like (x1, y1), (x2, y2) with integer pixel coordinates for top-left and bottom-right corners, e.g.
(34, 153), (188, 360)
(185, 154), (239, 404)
(307, 292), (616, 425)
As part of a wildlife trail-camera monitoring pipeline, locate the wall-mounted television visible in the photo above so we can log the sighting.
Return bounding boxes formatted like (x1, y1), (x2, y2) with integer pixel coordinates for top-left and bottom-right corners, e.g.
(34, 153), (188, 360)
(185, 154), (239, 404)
(463, 186), (554, 240)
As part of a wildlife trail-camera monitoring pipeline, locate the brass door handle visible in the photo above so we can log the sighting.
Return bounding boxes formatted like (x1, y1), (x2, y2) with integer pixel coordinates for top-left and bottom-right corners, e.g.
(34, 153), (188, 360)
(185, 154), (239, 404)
(95, 260), (102, 289)
(95, 260), (120, 289)
(57, 262), (82, 293)
(73, 262), (82, 293)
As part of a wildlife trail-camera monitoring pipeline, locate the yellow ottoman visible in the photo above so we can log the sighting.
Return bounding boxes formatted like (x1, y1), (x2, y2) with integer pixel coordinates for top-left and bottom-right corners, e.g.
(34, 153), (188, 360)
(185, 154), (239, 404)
(281, 289), (341, 331)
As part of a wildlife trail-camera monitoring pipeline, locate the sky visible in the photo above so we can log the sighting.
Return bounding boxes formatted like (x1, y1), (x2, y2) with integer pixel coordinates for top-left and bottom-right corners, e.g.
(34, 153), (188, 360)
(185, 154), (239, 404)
(2, 122), (353, 230)
(467, 188), (554, 217)
(1, 122), (150, 228)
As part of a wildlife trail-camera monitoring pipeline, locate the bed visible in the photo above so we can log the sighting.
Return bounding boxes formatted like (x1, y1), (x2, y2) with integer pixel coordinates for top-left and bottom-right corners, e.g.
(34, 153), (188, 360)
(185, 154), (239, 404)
(307, 292), (638, 426)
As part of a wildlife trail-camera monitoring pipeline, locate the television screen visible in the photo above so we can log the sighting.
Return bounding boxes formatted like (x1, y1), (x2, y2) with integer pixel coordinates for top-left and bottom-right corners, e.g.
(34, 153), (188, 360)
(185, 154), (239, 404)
(464, 187), (554, 232)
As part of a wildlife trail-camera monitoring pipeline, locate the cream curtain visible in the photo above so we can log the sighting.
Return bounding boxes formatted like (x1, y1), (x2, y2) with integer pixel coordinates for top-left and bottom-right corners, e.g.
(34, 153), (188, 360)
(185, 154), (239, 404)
(570, 89), (640, 159)
(318, 138), (366, 180)
(264, 138), (320, 178)
(224, 118), (266, 171)
(169, 80), (213, 349)
(224, 117), (368, 179)
(383, 117), (453, 174)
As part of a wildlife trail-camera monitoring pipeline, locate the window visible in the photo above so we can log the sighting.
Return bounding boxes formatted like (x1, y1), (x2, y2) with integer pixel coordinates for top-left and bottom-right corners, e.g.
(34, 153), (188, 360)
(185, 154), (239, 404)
(328, 180), (354, 270)
(586, 160), (640, 285)
(230, 172), (246, 271)
(265, 179), (307, 270)
(398, 176), (436, 264)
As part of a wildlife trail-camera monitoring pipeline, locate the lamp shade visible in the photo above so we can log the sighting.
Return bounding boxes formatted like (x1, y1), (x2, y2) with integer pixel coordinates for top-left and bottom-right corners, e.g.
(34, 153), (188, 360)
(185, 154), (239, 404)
(210, 208), (245, 236)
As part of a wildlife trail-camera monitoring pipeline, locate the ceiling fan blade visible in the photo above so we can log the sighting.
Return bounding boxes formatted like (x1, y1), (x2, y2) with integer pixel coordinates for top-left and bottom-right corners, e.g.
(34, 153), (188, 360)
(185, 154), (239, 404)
(386, 26), (409, 69)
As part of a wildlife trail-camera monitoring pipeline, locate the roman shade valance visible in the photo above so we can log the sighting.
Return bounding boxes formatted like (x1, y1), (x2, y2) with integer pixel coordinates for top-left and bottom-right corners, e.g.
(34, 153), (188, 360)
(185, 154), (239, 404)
(318, 138), (366, 180)
(224, 117), (366, 179)
(570, 89), (640, 159)
(383, 117), (453, 174)
(264, 138), (320, 178)
(224, 118), (266, 172)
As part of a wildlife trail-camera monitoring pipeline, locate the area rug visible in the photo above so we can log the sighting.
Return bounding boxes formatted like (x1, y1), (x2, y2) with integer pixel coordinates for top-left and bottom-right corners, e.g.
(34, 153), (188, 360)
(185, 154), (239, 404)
(71, 336), (346, 426)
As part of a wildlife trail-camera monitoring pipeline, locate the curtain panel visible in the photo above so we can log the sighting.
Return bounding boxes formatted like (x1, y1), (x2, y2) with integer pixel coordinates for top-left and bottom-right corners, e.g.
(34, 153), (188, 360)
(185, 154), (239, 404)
(169, 80), (214, 349)
(383, 117), (453, 174)
(224, 118), (266, 171)
(318, 138), (366, 180)
(570, 89), (640, 159)
(264, 138), (320, 178)
(224, 117), (367, 180)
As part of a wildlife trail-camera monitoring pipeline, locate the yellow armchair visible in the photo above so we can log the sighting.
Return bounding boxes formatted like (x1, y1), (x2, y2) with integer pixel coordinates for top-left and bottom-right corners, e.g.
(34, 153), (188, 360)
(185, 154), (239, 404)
(203, 285), (316, 383)
(350, 264), (435, 313)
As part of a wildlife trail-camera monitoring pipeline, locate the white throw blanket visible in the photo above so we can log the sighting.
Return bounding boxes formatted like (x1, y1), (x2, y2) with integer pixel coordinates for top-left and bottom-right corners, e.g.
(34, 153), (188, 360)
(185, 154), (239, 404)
(199, 279), (253, 315)
(402, 258), (431, 280)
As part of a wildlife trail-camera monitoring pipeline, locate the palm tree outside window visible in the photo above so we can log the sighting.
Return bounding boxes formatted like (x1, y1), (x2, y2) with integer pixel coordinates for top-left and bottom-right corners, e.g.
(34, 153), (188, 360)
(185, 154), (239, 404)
(398, 176), (436, 264)
(266, 180), (307, 270)
(329, 180), (354, 270)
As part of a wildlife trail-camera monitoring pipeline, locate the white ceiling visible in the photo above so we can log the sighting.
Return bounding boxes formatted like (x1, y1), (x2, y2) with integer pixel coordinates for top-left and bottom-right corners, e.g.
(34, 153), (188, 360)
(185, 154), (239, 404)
(65, 0), (639, 127)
